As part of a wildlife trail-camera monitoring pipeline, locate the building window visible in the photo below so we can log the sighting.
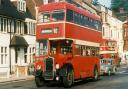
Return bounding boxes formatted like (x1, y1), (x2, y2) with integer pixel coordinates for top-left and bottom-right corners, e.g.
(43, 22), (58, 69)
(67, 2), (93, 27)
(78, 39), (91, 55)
(17, 0), (26, 12)
(11, 20), (14, 33)
(21, 22), (24, 34)
(1, 17), (3, 32)
(0, 17), (1, 32)
(26, 21), (35, 35)
(0, 47), (8, 65)
(0, 17), (8, 33)
(7, 19), (11, 32)
(3, 18), (7, 32)
(16, 21), (21, 34)
(24, 47), (27, 63)
(28, 47), (35, 63)
(16, 21), (24, 35)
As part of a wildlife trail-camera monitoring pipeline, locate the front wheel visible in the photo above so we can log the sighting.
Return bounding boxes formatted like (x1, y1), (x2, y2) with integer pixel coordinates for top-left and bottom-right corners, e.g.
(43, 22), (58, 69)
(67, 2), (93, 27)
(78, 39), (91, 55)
(63, 69), (74, 88)
(35, 77), (45, 87)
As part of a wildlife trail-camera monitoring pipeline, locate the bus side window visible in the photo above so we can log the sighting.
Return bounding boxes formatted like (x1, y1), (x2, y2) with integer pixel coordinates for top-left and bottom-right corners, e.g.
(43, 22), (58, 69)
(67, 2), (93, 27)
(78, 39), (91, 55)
(82, 46), (86, 56)
(92, 50), (95, 56)
(86, 49), (91, 56)
(75, 45), (79, 55)
(99, 54), (104, 59)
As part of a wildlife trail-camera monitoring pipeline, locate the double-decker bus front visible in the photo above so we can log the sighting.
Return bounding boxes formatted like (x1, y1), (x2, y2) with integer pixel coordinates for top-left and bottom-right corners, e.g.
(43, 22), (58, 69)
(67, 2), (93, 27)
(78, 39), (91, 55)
(35, 2), (102, 88)
(100, 39), (119, 75)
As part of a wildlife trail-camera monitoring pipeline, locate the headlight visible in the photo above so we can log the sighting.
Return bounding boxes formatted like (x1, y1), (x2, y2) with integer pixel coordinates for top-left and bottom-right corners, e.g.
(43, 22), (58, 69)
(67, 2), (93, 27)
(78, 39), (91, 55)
(37, 65), (41, 70)
(55, 64), (59, 69)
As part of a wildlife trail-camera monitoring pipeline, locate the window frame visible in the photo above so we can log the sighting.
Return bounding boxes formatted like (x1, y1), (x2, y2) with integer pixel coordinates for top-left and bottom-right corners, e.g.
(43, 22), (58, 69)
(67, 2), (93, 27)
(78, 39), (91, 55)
(38, 12), (50, 23)
(17, 0), (26, 12)
(66, 9), (101, 31)
(0, 46), (8, 65)
(51, 10), (65, 21)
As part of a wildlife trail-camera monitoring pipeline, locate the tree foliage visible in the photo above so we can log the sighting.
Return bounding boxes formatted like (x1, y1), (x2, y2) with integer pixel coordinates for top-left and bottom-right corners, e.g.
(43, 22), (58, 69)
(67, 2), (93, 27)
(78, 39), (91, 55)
(92, 0), (99, 6)
(111, 0), (128, 12)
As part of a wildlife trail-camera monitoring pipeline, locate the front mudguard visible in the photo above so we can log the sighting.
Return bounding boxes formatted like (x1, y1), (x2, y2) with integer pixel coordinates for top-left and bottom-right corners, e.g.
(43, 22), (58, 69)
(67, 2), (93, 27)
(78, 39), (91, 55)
(59, 65), (73, 77)
(35, 70), (43, 77)
(59, 68), (67, 77)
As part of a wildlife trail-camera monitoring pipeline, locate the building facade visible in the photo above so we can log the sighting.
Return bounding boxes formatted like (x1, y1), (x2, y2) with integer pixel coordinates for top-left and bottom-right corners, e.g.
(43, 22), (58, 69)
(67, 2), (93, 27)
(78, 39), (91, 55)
(0, 0), (36, 78)
(97, 5), (124, 60)
(123, 21), (128, 61)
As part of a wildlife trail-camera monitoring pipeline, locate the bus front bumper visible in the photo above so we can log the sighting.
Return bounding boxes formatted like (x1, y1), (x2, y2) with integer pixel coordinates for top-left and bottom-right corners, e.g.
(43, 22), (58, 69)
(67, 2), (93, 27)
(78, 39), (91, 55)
(35, 69), (61, 81)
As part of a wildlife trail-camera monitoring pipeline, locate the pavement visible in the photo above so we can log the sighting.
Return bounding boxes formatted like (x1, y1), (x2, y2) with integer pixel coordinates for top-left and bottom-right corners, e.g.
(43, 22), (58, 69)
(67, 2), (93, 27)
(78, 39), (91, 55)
(0, 75), (34, 84)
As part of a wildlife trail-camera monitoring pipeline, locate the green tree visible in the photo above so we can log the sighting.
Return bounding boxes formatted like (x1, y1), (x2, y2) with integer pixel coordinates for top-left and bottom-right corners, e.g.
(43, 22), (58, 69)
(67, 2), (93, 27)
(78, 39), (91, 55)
(111, 0), (128, 12)
(92, 0), (99, 6)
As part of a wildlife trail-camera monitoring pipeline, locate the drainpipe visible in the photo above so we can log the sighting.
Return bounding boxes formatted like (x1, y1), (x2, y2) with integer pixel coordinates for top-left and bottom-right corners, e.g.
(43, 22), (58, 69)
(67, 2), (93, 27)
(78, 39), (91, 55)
(9, 20), (12, 74)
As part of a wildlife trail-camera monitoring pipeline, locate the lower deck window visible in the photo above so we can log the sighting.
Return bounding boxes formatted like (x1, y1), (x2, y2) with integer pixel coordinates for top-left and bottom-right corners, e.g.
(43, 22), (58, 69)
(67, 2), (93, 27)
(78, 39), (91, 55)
(75, 45), (99, 57)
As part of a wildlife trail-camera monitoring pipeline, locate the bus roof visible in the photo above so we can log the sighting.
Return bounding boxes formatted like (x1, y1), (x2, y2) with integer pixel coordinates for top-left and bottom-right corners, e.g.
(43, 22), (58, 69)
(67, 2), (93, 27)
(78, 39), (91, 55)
(39, 2), (101, 21)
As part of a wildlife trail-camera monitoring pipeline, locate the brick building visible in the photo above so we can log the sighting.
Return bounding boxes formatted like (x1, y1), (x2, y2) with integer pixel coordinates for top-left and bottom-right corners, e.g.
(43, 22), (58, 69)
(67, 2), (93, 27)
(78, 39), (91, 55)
(123, 21), (128, 61)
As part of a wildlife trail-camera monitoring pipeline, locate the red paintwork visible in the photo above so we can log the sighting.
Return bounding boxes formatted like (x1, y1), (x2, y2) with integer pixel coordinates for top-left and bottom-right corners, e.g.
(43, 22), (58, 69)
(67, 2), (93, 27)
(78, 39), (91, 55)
(36, 23), (64, 40)
(38, 2), (100, 21)
(100, 39), (119, 66)
(35, 2), (102, 80)
(65, 23), (101, 43)
(36, 23), (102, 43)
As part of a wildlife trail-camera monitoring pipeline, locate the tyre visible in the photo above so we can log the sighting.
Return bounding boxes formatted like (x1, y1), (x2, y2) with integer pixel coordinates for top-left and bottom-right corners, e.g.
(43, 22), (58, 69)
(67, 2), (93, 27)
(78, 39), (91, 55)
(93, 67), (99, 81)
(35, 76), (44, 87)
(63, 69), (74, 88)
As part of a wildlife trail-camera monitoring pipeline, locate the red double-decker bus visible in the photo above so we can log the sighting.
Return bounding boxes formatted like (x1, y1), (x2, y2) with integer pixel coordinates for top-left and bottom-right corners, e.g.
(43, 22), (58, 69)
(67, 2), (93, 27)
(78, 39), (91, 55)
(100, 39), (119, 65)
(34, 2), (102, 87)
(100, 39), (119, 74)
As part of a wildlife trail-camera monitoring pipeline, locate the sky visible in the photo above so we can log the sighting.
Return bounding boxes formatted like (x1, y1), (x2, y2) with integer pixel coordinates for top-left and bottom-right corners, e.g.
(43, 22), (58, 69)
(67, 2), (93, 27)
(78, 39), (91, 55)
(98, 0), (111, 8)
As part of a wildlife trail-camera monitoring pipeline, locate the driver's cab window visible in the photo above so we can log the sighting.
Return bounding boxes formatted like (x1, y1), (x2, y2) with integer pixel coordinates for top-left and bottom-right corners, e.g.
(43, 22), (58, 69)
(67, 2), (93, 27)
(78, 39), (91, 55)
(60, 40), (72, 55)
(50, 41), (57, 55)
(61, 46), (72, 54)
(50, 42), (57, 55)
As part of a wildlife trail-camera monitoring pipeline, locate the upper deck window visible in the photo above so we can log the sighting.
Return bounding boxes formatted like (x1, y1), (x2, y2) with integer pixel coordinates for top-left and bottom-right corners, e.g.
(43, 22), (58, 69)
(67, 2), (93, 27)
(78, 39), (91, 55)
(66, 9), (73, 22)
(66, 9), (101, 31)
(38, 12), (50, 23)
(52, 10), (64, 21)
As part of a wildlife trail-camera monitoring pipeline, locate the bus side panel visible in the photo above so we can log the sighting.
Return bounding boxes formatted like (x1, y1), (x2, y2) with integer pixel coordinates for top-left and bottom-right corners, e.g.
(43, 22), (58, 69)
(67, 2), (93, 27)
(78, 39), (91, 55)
(71, 56), (100, 79)
(65, 23), (102, 43)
